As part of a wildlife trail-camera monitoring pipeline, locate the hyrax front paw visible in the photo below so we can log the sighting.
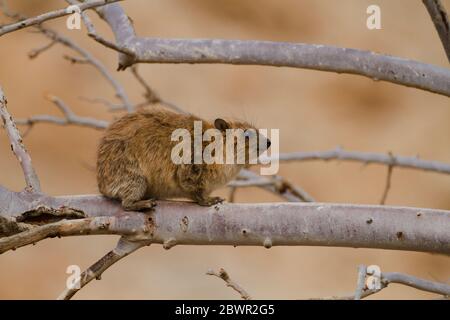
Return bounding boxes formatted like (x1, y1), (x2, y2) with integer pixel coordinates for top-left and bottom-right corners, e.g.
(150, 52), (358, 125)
(122, 199), (157, 211)
(197, 196), (225, 207)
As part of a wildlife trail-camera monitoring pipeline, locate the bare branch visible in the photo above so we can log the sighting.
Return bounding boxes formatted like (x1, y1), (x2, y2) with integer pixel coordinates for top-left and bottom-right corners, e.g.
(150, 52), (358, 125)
(65, 0), (135, 59)
(381, 272), (450, 297)
(315, 266), (450, 299)
(1, 1), (134, 112)
(57, 237), (148, 300)
(15, 95), (108, 130)
(1, 1), (448, 302)
(0, 87), (41, 192)
(0, 187), (449, 254)
(32, 25), (134, 112)
(354, 265), (450, 299)
(1, 218), (92, 254)
(234, 170), (315, 202)
(423, 0), (450, 63)
(0, 0), (123, 37)
(206, 268), (252, 300)
(130, 66), (160, 104)
(28, 40), (56, 59)
(63, 54), (89, 64)
(228, 186), (237, 203)
(130, 66), (186, 114)
(78, 96), (128, 111)
(0, 211), (152, 254)
(93, 3), (450, 97)
(274, 147), (450, 175)
(380, 152), (395, 205)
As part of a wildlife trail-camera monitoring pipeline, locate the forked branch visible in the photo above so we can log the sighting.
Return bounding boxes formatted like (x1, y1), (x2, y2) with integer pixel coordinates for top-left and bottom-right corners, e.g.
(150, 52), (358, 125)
(90, 3), (450, 97)
(0, 0), (123, 37)
(317, 265), (450, 300)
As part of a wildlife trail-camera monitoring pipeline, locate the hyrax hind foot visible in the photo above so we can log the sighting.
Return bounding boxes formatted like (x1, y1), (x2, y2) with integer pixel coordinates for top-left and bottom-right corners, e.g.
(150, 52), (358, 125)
(196, 196), (225, 207)
(122, 199), (157, 211)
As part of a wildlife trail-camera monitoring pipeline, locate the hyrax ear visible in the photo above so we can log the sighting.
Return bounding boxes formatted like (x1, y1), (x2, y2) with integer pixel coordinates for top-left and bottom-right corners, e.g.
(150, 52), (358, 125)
(214, 118), (230, 131)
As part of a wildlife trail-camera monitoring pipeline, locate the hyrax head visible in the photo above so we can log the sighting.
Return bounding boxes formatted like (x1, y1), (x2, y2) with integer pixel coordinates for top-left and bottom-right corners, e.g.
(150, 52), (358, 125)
(213, 118), (271, 167)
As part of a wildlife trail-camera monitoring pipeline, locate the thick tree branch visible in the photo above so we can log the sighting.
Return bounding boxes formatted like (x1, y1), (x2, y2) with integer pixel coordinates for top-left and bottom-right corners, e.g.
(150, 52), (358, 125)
(129, 38), (450, 98)
(93, 3), (450, 98)
(0, 87), (41, 192)
(423, 0), (450, 63)
(0, 0), (123, 37)
(0, 186), (449, 254)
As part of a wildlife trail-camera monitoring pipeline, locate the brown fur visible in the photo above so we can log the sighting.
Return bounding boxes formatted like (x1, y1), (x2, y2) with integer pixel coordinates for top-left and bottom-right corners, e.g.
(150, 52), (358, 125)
(97, 109), (267, 210)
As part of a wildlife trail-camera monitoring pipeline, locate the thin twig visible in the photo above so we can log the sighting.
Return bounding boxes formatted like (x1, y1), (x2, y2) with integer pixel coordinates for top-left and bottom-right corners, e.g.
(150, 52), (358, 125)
(423, 0), (450, 63)
(28, 40), (56, 59)
(273, 147), (450, 175)
(78, 96), (131, 111)
(32, 25), (134, 112)
(380, 152), (395, 205)
(0, 0), (123, 37)
(15, 95), (108, 130)
(1, 1), (133, 112)
(316, 266), (450, 300)
(57, 237), (148, 300)
(232, 171), (315, 202)
(228, 187), (237, 203)
(130, 66), (187, 114)
(207, 268), (252, 300)
(130, 66), (160, 103)
(0, 86), (41, 192)
(63, 54), (89, 64)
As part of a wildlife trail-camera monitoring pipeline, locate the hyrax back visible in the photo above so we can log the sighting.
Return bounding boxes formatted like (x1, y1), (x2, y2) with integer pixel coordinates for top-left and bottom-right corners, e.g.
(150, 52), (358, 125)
(97, 109), (266, 210)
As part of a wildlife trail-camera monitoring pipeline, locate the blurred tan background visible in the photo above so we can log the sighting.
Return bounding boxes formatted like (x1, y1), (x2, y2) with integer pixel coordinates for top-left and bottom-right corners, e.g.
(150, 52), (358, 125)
(0, 0), (449, 299)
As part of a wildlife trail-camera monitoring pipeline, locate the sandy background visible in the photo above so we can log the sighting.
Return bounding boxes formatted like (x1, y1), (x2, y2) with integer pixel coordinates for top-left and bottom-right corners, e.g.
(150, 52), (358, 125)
(0, 0), (449, 299)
